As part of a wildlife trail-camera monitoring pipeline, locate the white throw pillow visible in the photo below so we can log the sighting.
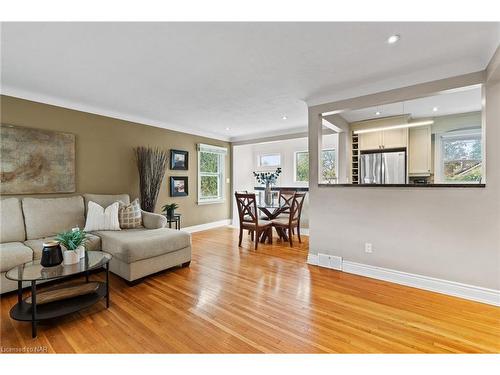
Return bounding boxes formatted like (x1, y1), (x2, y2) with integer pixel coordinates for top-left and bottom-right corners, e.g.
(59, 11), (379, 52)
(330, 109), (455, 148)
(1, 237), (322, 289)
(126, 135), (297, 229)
(83, 201), (121, 232)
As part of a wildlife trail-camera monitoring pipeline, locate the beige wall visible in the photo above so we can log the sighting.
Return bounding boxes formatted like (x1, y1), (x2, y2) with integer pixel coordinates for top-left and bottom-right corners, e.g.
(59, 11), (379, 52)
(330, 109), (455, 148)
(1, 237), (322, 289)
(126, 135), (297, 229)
(0, 95), (231, 227)
(308, 70), (499, 290)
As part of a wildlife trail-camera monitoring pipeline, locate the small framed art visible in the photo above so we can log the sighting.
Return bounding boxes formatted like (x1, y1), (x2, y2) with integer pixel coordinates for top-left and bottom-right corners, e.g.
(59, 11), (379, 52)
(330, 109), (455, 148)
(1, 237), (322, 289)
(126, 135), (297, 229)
(170, 149), (189, 170)
(170, 176), (188, 197)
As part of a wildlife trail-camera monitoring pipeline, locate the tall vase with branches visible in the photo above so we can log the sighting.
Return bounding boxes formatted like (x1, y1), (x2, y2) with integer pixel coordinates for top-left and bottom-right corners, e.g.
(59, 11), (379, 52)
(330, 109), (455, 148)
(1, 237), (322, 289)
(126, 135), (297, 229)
(253, 167), (282, 206)
(135, 146), (168, 212)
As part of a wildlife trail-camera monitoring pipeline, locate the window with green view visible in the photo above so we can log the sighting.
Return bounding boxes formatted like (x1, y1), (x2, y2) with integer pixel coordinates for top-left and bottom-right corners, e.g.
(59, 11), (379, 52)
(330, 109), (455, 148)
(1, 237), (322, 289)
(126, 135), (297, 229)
(295, 149), (336, 183)
(198, 145), (226, 203)
(437, 130), (482, 183)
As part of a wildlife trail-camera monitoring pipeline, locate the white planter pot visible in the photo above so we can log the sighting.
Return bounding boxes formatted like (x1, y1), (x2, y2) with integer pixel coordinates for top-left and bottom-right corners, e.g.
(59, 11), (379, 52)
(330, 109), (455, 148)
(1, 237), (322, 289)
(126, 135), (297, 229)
(63, 250), (79, 265)
(75, 245), (86, 259)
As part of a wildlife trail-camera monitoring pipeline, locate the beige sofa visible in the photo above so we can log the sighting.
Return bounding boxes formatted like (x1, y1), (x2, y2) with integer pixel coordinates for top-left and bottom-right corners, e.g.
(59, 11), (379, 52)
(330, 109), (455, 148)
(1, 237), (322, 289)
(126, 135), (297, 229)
(0, 194), (191, 294)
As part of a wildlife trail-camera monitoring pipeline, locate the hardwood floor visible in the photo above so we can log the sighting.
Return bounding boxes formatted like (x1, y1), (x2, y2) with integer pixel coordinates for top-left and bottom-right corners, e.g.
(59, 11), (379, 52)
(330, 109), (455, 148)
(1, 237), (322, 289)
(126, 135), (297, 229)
(1, 227), (499, 353)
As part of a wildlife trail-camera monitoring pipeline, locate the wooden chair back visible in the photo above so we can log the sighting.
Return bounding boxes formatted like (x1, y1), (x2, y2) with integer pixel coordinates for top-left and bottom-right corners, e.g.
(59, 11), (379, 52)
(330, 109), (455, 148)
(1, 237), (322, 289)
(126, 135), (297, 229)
(288, 192), (306, 225)
(235, 192), (258, 227)
(279, 190), (295, 212)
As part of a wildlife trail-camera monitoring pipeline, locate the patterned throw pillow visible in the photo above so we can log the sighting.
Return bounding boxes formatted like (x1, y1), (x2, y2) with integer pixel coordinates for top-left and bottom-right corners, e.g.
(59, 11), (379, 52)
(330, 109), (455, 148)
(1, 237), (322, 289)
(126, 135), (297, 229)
(118, 199), (143, 229)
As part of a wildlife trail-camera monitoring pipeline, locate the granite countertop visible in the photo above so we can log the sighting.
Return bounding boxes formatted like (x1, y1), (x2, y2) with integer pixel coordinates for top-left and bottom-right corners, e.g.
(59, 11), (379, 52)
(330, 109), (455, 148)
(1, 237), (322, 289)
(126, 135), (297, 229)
(318, 183), (485, 188)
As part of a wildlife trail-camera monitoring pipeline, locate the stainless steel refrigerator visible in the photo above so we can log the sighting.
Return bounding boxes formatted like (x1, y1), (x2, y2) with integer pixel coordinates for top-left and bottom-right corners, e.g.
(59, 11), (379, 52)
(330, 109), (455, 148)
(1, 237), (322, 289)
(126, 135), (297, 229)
(360, 149), (406, 184)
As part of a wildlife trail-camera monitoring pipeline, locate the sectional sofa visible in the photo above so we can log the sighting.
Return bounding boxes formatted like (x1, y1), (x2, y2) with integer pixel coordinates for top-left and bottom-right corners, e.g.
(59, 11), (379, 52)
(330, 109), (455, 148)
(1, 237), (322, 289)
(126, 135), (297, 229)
(0, 194), (192, 294)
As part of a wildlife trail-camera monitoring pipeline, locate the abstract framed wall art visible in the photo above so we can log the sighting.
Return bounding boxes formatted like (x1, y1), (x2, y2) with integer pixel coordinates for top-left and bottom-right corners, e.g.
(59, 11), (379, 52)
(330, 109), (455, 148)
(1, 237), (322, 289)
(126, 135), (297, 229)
(0, 124), (76, 194)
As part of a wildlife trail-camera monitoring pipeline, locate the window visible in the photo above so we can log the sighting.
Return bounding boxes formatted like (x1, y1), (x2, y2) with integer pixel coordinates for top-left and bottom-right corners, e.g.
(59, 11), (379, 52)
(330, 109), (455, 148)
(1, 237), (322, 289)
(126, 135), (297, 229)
(435, 129), (482, 183)
(295, 151), (309, 182)
(197, 144), (227, 204)
(258, 153), (281, 167)
(295, 149), (336, 183)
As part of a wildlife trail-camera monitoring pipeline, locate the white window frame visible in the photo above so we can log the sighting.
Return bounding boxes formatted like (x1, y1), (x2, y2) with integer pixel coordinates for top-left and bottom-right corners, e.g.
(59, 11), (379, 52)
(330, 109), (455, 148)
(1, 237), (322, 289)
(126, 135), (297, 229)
(294, 150), (309, 183)
(197, 144), (227, 205)
(294, 148), (336, 184)
(257, 153), (282, 168)
(434, 128), (483, 184)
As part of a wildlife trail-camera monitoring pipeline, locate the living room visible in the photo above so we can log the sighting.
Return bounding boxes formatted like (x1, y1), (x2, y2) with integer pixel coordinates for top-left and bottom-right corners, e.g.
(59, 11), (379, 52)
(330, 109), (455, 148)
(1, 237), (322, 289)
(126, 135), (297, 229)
(1, 2), (499, 373)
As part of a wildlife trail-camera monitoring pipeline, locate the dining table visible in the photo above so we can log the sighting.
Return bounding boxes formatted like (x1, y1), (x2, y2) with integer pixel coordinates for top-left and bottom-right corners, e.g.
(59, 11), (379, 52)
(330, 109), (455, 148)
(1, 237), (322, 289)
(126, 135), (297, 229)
(257, 203), (289, 220)
(257, 203), (290, 241)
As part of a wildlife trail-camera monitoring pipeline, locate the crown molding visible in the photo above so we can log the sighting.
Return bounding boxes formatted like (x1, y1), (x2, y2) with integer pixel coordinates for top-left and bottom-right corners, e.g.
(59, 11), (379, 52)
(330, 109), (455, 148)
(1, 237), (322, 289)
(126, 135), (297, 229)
(230, 126), (308, 144)
(1, 86), (231, 142)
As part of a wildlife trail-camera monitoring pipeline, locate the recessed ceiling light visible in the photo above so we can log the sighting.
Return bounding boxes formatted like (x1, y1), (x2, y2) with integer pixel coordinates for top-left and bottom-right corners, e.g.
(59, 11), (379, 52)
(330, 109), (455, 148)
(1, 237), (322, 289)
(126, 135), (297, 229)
(282, 115), (288, 120)
(387, 34), (400, 44)
(225, 127), (230, 130)
(375, 111), (381, 116)
(432, 107), (438, 112)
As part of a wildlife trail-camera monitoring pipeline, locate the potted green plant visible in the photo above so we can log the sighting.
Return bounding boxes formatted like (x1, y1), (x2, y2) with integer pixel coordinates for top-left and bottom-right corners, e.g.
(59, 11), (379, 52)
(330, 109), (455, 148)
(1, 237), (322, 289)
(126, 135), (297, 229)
(161, 203), (179, 219)
(55, 228), (87, 264)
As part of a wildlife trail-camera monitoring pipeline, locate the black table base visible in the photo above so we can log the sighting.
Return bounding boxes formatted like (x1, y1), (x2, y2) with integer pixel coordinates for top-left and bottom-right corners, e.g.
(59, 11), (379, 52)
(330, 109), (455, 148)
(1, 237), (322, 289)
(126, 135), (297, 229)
(10, 263), (110, 338)
(165, 214), (181, 230)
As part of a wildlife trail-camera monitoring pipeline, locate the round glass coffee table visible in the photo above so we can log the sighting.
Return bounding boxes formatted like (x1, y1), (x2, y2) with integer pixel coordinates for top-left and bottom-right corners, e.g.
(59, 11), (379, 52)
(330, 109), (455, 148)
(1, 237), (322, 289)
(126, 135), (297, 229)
(6, 250), (112, 338)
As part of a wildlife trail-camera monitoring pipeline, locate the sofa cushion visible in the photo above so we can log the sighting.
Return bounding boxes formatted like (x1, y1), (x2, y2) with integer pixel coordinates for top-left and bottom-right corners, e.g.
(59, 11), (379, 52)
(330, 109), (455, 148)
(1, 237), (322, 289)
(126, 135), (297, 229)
(84, 201), (121, 232)
(94, 228), (191, 263)
(118, 199), (143, 229)
(0, 198), (26, 243)
(24, 233), (101, 260)
(0, 242), (33, 272)
(83, 194), (130, 213)
(22, 196), (85, 240)
(141, 210), (166, 229)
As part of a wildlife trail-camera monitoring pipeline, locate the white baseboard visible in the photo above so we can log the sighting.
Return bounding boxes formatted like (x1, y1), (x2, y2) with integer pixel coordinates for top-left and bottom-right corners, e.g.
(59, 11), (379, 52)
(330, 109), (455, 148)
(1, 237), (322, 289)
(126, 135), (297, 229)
(307, 254), (500, 306)
(299, 228), (309, 236)
(182, 219), (231, 233)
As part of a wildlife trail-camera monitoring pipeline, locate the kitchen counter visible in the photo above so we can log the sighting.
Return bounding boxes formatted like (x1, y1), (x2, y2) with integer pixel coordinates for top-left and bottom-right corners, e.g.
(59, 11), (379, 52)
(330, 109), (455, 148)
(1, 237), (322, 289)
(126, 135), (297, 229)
(318, 183), (485, 188)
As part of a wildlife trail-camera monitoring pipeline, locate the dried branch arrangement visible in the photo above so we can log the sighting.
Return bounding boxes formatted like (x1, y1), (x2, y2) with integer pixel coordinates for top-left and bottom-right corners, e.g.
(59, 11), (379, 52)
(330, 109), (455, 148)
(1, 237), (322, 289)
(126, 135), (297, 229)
(135, 146), (168, 212)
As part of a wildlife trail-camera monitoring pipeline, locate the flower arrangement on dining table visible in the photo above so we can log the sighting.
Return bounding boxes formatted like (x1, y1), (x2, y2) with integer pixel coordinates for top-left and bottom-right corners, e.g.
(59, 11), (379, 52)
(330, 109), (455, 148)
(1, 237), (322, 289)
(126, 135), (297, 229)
(253, 168), (282, 205)
(253, 167), (282, 185)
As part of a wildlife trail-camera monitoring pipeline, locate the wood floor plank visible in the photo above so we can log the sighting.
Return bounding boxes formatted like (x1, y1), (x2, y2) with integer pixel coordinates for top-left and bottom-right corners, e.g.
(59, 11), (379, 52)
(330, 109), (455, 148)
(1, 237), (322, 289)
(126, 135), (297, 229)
(1, 227), (499, 353)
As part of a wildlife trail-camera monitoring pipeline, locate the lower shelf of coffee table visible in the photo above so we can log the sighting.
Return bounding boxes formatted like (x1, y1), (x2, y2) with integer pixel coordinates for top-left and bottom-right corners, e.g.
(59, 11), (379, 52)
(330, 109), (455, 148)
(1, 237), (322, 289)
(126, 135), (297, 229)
(10, 282), (107, 322)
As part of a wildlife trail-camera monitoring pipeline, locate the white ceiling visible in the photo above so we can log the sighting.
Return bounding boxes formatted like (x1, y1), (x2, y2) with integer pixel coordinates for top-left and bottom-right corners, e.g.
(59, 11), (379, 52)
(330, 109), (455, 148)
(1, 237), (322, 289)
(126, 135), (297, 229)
(1, 22), (499, 141)
(341, 85), (482, 123)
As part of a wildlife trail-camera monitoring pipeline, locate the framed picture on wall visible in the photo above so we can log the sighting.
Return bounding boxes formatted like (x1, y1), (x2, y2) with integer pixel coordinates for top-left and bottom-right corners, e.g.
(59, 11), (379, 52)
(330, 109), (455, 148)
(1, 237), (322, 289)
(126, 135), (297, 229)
(170, 176), (189, 197)
(170, 149), (189, 170)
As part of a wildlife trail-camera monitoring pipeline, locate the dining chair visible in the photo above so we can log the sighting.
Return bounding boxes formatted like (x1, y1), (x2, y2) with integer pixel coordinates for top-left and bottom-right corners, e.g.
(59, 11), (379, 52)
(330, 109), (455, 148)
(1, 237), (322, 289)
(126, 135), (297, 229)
(275, 189), (297, 231)
(271, 192), (306, 247)
(235, 192), (273, 250)
(278, 190), (296, 212)
(236, 190), (260, 238)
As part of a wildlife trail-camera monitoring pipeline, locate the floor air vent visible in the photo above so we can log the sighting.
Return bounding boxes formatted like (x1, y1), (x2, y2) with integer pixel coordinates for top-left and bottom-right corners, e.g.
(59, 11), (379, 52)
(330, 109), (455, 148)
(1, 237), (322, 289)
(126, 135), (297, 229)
(318, 254), (342, 270)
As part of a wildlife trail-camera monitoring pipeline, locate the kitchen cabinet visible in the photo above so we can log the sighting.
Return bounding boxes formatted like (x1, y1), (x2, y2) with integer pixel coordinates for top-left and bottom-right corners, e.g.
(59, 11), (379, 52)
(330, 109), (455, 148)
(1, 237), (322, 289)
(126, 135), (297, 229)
(359, 128), (408, 150)
(359, 131), (382, 150)
(409, 125), (432, 175)
(382, 128), (408, 149)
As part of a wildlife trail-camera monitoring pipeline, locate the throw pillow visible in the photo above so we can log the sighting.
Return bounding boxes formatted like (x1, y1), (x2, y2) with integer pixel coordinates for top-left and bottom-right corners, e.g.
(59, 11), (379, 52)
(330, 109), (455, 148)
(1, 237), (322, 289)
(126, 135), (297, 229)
(118, 198), (143, 229)
(83, 201), (121, 232)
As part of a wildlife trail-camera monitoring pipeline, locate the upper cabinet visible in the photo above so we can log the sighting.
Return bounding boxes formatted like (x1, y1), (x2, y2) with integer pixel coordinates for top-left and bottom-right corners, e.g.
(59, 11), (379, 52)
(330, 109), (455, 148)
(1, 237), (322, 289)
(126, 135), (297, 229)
(382, 128), (408, 149)
(359, 128), (408, 150)
(408, 125), (432, 176)
(359, 130), (382, 150)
